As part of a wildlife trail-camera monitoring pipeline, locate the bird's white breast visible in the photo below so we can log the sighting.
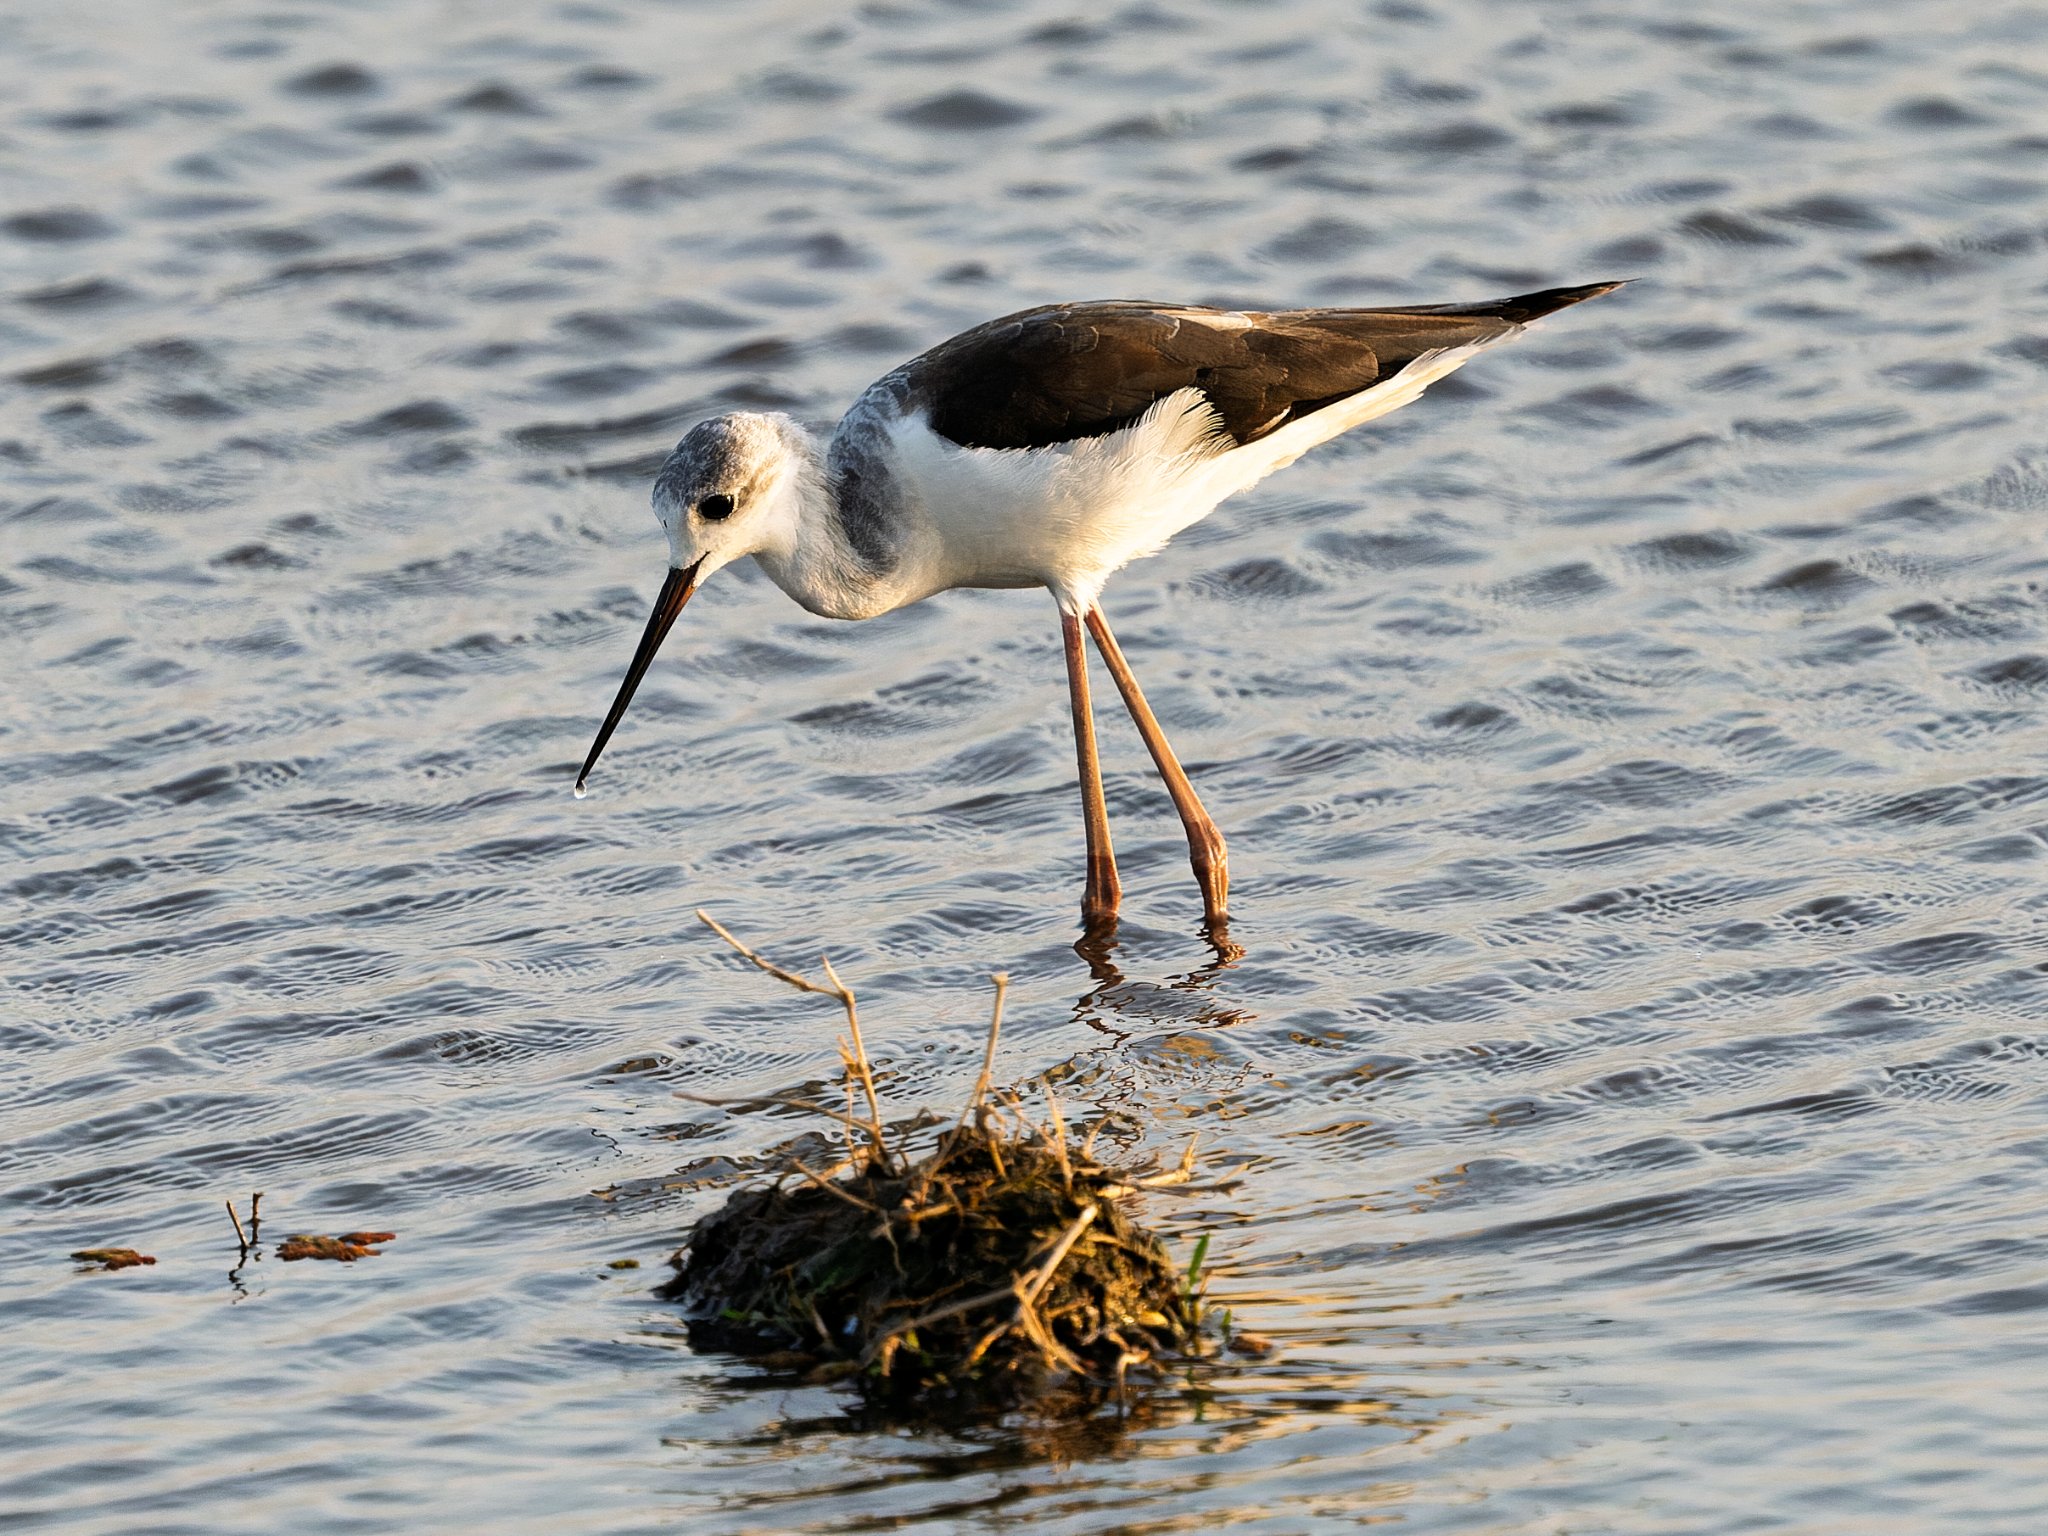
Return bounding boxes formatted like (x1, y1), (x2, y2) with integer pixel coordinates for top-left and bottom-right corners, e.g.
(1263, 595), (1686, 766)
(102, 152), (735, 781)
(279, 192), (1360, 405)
(879, 389), (1242, 610)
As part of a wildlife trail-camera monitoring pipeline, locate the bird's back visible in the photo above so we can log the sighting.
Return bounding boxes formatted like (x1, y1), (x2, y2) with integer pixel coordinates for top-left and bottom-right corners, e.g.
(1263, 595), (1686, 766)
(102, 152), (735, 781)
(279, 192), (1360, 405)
(878, 282), (1622, 453)
(822, 282), (1622, 608)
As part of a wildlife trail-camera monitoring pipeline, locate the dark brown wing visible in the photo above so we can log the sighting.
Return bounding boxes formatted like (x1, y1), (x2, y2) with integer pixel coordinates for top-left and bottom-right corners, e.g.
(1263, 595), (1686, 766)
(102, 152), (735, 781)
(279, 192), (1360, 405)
(906, 282), (1622, 452)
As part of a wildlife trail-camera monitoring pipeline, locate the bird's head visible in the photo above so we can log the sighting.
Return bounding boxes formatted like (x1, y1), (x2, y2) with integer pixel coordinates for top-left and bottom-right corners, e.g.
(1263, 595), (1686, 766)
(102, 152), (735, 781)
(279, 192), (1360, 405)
(575, 412), (810, 795)
(650, 412), (810, 577)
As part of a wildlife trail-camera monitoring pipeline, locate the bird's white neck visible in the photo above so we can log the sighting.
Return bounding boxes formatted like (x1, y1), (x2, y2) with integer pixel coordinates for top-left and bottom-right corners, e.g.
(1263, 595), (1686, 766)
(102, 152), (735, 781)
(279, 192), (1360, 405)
(749, 422), (933, 620)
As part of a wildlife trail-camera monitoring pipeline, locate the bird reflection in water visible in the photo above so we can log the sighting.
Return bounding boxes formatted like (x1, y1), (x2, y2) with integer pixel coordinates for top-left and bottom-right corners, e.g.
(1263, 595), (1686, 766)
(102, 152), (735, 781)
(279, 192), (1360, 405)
(1070, 923), (1253, 1044)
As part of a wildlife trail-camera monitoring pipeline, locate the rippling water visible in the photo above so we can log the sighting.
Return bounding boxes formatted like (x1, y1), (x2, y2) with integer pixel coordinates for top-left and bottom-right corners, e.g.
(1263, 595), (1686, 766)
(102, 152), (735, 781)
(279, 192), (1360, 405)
(6, 0), (2048, 1530)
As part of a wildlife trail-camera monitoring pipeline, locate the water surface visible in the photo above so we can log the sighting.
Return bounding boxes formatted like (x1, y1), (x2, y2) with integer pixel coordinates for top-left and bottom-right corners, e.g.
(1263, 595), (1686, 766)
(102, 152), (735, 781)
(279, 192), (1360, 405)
(5, 1), (2048, 1531)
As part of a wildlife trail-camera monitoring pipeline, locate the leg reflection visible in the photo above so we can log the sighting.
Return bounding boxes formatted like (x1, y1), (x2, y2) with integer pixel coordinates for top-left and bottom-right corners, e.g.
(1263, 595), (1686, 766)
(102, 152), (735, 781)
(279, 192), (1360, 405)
(1070, 925), (1251, 1042)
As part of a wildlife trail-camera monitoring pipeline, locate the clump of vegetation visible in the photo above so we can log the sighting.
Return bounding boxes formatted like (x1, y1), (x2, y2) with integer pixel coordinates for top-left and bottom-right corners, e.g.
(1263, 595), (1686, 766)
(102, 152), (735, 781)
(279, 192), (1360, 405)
(661, 914), (1246, 1410)
(71, 1247), (155, 1272)
(277, 1231), (396, 1262)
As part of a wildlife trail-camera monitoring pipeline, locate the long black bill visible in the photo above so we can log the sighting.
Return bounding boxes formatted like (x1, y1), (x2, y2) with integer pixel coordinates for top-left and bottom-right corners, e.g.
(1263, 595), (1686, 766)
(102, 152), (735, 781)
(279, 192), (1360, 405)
(576, 559), (703, 794)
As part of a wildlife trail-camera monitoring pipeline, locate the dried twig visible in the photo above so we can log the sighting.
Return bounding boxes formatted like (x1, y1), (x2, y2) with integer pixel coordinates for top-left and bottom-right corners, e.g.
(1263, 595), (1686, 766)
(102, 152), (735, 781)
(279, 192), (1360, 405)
(675, 1089), (874, 1134)
(225, 1198), (248, 1250)
(905, 971), (1011, 1207)
(697, 912), (886, 1150)
(1019, 1203), (1097, 1305)
(861, 1281), (1019, 1368)
(1097, 1175), (1242, 1198)
(1042, 1088), (1071, 1187)
(788, 1160), (883, 1213)
(961, 1317), (1010, 1370)
(959, 973), (1008, 1127)
(817, 953), (883, 1142)
(1010, 1288), (1086, 1375)
(696, 910), (822, 996)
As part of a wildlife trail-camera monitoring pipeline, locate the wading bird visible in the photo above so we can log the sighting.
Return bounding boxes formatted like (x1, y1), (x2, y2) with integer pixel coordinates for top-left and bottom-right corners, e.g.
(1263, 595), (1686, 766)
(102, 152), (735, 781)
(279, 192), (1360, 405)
(576, 282), (1622, 934)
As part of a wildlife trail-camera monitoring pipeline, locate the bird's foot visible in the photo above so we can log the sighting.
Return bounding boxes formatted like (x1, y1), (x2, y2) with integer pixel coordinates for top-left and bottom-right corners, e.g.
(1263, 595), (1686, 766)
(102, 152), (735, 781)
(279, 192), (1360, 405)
(1192, 848), (1229, 936)
(1199, 910), (1243, 965)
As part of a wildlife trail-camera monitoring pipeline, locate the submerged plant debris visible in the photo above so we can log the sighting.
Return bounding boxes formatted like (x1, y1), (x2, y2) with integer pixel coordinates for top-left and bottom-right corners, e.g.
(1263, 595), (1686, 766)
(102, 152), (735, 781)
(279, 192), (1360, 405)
(71, 1248), (155, 1272)
(277, 1231), (396, 1262)
(662, 914), (1246, 1411)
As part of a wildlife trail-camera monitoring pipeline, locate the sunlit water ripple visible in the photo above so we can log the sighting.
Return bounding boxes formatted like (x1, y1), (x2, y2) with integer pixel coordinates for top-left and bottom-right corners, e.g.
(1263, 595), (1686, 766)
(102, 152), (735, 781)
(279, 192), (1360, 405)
(4, 0), (2047, 1531)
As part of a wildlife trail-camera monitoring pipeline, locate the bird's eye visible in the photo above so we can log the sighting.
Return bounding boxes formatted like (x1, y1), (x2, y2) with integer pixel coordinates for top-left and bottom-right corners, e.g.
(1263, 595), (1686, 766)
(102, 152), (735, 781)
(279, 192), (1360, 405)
(698, 493), (735, 521)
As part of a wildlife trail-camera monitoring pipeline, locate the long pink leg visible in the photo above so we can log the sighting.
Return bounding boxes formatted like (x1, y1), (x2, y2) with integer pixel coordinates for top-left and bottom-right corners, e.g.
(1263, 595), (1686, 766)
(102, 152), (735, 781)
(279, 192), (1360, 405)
(1061, 610), (1121, 926)
(1085, 606), (1229, 928)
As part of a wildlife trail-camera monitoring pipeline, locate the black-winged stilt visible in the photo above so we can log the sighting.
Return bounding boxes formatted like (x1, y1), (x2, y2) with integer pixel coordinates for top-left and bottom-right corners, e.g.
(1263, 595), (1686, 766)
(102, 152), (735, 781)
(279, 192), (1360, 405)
(576, 281), (1623, 934)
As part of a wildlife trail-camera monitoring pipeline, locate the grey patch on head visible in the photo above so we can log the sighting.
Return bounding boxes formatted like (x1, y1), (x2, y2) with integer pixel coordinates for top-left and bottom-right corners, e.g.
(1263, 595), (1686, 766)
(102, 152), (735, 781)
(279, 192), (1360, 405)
(826, 384), (909, 572)
(653, 415), (756, 513)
